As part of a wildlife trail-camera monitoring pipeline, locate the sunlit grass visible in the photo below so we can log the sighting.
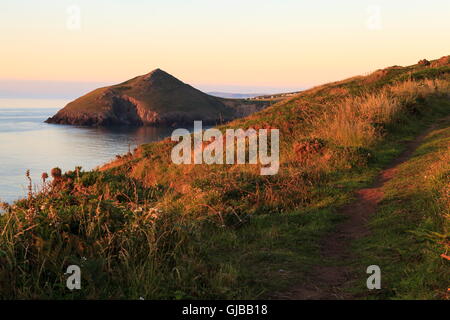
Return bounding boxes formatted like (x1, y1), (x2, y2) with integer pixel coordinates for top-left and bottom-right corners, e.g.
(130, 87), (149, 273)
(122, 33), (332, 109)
(1, 61), (450, 299)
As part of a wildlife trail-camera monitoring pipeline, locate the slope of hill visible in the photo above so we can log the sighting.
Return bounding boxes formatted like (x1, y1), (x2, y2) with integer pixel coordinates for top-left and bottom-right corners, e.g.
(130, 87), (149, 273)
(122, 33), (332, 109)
(46, 69), (269, 126)
(1, 56), (450, 299)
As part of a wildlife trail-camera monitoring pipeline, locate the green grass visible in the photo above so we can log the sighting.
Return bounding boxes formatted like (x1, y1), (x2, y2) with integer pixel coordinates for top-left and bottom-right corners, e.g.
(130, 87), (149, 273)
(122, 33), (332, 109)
(165, 207), (343, 299)
(2, 59), (450, 299)
(351, 117), (450, 300)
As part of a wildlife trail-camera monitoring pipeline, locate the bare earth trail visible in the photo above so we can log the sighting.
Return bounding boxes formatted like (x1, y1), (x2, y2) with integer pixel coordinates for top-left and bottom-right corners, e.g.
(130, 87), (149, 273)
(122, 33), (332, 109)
(276, 118), (449, 300)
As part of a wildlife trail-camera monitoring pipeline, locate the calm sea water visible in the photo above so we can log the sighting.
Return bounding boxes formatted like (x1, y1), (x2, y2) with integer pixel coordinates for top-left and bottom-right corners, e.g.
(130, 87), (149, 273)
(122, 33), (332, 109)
(0, 98), (176, 203)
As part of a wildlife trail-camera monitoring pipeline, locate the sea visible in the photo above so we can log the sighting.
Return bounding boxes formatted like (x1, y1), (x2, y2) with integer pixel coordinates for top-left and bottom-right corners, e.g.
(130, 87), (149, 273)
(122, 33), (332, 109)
(0, 98), (177, 203)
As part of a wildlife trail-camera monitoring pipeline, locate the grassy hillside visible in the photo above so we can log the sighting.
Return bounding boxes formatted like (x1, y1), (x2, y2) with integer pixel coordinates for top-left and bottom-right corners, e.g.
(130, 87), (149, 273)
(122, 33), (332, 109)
(352, 117), (450, 299)
(1, 57), (449, 299)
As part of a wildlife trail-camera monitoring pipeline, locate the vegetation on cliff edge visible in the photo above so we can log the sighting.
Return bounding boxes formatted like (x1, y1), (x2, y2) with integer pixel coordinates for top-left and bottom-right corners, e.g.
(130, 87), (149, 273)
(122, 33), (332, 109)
(1, 57), (450, 299)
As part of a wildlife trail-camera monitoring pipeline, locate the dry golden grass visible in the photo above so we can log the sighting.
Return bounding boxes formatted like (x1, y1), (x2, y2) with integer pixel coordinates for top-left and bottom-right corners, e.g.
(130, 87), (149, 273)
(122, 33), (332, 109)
(312, 79), (450, 148)
(3, 58), (450, 299)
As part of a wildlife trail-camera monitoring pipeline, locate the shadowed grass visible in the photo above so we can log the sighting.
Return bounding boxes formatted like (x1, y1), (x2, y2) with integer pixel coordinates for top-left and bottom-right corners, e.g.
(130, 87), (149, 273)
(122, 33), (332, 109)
(351, 117), (450, 299)
(1, 59), (450, 299)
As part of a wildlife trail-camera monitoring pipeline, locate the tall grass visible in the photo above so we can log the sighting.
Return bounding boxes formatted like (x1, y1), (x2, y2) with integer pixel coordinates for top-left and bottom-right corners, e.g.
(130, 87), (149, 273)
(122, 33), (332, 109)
(313, 79), (450, 147)
(1, 76), (449, 299)
(352, 123), (450, 299)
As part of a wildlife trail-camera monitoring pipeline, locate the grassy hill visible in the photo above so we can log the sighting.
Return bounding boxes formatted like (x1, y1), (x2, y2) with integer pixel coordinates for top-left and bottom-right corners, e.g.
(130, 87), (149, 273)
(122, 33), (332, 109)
(46, 69), (269, 126)
(1, 56), (450, 299)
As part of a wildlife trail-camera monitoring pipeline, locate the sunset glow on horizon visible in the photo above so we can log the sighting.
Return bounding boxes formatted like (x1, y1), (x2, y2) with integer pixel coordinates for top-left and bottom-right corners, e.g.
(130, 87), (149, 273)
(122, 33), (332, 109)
(1, 0), (450, 94)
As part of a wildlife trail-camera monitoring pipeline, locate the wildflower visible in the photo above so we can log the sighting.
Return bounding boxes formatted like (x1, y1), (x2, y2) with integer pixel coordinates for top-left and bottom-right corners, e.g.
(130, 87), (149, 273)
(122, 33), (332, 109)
(51, 167), (62, 179)
(26, 170), (32, 201)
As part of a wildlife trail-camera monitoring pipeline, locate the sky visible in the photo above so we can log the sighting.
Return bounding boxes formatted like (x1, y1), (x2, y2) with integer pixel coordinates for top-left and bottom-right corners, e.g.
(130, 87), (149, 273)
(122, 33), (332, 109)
(1, 0), (450, 98)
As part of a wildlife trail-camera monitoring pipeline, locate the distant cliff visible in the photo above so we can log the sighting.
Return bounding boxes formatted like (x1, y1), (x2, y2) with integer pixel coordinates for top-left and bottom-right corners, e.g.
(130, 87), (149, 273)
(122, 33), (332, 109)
(46, 69), (269, 126)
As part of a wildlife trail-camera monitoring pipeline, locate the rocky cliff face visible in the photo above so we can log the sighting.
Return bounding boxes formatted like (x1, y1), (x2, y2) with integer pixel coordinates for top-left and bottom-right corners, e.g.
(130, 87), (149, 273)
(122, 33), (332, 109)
(46, 69), (269, 127)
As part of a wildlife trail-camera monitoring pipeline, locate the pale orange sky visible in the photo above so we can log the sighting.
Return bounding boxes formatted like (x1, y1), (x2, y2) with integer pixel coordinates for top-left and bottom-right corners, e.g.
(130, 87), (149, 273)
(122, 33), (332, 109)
(1, 0), (450, 95)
